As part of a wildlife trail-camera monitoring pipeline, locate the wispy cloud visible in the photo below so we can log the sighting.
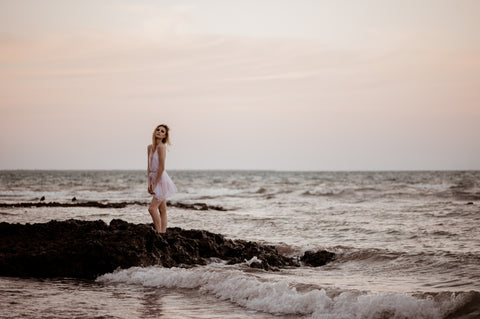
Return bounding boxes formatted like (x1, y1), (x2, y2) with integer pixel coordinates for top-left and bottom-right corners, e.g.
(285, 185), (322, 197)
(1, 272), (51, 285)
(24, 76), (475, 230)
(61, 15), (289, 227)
(1, 1), (479, 169)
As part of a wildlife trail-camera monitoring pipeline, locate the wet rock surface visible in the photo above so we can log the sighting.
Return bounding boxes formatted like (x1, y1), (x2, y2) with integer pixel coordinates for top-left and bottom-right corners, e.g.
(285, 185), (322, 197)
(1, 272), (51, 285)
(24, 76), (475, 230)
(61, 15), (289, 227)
(300, 250), (336, 267)
(0, 200), (227, 211)
(0, 219), (334, 279)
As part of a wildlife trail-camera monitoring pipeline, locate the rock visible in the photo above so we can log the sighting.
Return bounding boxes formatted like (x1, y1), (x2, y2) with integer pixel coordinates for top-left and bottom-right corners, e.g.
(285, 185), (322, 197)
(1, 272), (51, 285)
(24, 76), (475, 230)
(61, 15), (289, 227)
(0, 201), (130, 209)
(249, 261), (264, 269)
(300, 250), (336, 267)
(0, 201), (227, 211)
(0, 219), (335, 279)
(169, 201), (227, 211)
(256, 187), (266, 194)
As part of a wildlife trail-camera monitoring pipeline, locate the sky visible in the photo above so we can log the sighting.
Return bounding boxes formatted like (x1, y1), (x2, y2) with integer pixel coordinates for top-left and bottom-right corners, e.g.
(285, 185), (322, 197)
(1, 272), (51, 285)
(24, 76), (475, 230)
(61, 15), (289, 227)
(1, 0), (479, 170)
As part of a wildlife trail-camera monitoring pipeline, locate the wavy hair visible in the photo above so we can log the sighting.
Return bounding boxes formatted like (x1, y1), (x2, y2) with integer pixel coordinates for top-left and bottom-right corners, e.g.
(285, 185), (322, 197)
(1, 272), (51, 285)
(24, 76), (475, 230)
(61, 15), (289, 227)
(151, 124), (171, 154)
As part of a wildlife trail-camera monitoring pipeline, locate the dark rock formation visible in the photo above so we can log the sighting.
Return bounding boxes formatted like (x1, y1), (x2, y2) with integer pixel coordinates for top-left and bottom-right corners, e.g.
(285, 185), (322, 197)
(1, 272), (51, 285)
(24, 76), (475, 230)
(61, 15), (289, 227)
(0, 219), (334, 279)
(0, 201), (133, 209)
(300, 250), (336, 267)
(171, 201), (227, 211)
(0, 201), (227, 211)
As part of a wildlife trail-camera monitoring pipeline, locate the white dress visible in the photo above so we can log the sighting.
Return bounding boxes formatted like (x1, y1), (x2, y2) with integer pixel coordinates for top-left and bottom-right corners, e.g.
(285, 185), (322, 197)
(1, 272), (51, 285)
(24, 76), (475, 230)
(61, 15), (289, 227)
(149, 147), (177, 201)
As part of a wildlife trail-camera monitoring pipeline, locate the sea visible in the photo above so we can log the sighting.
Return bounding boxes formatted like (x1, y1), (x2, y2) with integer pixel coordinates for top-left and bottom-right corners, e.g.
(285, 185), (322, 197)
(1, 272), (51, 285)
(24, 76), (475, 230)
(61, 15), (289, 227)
(0, 170), (479, 319)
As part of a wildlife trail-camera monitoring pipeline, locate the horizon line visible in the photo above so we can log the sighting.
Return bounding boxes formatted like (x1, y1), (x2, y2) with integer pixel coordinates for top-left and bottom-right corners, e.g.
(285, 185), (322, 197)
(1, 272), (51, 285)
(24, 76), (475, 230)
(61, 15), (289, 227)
(1, 168), (479, 172)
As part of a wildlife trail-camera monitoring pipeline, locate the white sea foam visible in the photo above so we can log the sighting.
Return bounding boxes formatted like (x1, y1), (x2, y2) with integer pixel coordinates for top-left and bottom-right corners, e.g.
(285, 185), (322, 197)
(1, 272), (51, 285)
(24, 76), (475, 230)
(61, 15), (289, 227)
(97, 265), (454, 319)
(245, 256), (262, 266)
(179, 187), (244, 200)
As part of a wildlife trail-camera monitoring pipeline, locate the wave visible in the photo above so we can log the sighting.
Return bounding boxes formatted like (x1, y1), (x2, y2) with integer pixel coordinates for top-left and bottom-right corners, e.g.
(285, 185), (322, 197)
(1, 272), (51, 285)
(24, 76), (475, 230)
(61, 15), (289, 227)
(332, 247), (404, 263)
(302, 189), (348, 197)
(97, 265), (478, 318)
(296, 182), (480, 202)
(332, 246), (480, 265)
(186, 187), (245, 199)
(191, 187), (293, 201)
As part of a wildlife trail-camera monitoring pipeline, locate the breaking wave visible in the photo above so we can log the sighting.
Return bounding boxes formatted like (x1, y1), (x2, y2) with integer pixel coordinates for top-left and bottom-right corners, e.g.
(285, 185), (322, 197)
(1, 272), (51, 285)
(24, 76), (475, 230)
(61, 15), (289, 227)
(97, 265), (478, 318)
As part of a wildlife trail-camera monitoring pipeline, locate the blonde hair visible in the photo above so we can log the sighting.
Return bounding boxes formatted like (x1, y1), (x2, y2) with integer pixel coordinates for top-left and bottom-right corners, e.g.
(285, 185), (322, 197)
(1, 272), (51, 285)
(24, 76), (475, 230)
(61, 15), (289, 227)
(151, 124), (171, 154)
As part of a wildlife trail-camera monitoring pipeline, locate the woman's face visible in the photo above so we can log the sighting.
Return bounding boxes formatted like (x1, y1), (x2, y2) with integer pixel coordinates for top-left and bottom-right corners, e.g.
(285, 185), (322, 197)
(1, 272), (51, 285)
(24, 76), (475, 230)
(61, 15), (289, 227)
(155, 126), (167, 140)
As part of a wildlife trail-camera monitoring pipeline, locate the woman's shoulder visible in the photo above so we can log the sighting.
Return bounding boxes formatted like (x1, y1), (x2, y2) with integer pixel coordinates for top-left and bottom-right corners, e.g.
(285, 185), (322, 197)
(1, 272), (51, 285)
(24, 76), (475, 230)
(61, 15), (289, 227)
(156, 143), (166, 151)
(148, 143), (165, 152)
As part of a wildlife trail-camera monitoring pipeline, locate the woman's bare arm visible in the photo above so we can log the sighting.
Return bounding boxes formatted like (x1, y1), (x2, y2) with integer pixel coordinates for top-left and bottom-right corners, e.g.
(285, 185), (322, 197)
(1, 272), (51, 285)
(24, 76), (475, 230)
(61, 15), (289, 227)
(147, 145), (153, 193)
(152, 144), (166, 189)
(147, 145), (152, 171)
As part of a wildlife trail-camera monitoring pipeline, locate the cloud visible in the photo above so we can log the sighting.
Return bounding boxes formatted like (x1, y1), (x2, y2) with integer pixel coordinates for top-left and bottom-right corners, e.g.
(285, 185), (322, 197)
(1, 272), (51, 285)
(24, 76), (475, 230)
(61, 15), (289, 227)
(1, 2), (479, 169)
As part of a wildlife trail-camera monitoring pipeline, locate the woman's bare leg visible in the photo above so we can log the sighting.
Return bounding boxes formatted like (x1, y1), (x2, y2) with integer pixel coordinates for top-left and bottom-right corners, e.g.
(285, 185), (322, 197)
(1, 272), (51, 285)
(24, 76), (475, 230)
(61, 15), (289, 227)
(158, 200), (167, 233)
(148, 197), (162, 232)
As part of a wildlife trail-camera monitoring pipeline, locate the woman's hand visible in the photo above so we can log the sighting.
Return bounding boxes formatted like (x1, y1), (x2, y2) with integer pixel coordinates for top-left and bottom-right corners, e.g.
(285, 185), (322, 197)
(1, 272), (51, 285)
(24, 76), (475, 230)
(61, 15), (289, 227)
(148, 184), (154, 195)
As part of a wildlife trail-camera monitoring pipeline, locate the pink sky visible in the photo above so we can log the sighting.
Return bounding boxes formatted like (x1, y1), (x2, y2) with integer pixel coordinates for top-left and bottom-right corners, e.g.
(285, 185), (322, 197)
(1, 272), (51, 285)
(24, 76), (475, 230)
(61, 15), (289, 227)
(1, 0), (479, 170)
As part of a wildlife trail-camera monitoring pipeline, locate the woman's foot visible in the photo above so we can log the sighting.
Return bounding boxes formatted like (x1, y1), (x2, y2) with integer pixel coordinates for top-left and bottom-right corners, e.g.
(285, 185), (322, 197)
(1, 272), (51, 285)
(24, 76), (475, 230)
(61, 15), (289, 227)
(150, 226), (163, 233)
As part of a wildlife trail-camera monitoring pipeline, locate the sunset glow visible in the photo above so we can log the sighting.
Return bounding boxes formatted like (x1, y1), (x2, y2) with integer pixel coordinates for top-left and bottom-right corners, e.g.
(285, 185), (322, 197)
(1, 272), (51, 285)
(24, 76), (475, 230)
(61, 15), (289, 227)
(1, 0), (479, 170)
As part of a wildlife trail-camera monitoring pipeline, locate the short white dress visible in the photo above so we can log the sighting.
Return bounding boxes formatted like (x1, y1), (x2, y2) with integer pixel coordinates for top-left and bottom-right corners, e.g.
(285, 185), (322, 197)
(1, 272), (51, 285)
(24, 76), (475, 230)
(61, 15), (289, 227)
(149, 147), (177, 201)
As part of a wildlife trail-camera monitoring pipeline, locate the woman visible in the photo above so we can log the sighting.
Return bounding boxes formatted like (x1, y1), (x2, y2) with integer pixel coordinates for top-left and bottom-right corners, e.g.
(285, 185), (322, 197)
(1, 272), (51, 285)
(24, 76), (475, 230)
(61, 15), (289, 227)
(147, 124), (177, 233)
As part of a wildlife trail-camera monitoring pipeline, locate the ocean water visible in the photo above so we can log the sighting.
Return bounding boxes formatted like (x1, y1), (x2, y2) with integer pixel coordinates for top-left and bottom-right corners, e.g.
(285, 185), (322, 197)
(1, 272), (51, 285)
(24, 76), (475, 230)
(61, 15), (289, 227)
(0, 170), (479, 319)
